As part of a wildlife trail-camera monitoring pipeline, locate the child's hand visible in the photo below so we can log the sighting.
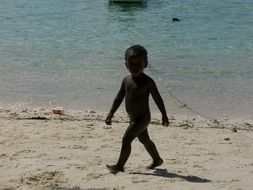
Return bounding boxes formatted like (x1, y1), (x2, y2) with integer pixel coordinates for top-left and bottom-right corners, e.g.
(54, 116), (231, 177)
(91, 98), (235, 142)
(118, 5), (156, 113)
(105, 114), (113, 125)
(162, 116), (169, 127)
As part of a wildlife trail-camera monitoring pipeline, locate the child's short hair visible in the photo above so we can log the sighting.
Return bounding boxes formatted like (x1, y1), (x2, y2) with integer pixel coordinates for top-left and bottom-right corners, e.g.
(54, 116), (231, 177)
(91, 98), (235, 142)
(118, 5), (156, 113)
(125, 45), (148, 67)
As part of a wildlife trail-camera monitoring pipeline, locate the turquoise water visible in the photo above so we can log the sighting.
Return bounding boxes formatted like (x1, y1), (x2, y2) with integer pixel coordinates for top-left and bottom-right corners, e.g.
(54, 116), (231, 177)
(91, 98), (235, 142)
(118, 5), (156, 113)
(0, 0), (252, 118)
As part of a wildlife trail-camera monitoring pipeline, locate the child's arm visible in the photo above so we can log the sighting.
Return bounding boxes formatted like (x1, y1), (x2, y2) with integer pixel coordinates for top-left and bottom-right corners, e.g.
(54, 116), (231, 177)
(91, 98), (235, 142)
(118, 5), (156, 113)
(150, 79), (169, 126)
(105, 79), (125, 125)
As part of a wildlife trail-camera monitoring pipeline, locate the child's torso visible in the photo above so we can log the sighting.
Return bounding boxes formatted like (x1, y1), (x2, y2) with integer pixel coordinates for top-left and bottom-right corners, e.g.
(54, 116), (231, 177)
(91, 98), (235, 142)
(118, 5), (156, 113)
(124, 74), (151, 118)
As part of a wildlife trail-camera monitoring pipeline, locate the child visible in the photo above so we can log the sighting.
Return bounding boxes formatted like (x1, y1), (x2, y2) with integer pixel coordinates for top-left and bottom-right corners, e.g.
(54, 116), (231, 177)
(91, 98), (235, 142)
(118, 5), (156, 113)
(105, 45), (169, 174)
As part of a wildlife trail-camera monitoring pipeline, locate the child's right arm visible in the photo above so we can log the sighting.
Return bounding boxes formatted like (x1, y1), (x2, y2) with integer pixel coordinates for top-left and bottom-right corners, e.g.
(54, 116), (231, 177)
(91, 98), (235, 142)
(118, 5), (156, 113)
(105, 79), (125, 125)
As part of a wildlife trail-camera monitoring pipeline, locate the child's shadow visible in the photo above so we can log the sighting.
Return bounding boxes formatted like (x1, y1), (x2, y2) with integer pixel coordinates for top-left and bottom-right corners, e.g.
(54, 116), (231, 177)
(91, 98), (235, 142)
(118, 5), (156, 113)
(130, 168), (211, 183)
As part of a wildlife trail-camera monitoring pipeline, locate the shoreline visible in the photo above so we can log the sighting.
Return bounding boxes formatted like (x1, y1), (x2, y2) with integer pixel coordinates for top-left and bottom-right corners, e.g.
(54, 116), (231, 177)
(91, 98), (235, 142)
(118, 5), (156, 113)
(0, 106), (252, 131)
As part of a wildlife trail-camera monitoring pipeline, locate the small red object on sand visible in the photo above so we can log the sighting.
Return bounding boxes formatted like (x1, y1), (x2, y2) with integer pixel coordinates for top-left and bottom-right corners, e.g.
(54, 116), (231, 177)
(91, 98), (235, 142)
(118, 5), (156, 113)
(52, 107), (64, 115)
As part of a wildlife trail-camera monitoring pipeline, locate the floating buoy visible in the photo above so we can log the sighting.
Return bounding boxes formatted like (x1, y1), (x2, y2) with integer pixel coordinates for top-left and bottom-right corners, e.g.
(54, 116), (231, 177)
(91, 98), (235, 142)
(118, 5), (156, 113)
(172, 17), (180, 22)
(109, 0), (144, 2)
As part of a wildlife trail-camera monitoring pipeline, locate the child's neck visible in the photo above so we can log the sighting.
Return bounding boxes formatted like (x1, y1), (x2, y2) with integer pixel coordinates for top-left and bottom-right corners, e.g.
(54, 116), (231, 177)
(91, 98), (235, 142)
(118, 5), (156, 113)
(131, 73), (145, 81)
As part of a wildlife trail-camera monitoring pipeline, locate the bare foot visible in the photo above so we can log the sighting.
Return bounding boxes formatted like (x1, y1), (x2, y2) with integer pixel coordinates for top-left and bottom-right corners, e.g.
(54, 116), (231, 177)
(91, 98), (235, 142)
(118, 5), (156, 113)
(146, 158), (163, 169)
(106, 164), (124, 174)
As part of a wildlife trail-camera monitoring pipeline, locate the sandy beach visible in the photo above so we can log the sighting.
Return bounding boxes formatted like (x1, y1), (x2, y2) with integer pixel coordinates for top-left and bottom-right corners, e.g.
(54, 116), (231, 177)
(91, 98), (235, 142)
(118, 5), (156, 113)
(0, 108), (252, 190)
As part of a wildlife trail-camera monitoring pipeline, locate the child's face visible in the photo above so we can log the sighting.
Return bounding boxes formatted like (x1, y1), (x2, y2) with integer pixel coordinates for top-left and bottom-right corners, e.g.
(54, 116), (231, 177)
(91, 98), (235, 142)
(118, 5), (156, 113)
(126, 56), (146, 77)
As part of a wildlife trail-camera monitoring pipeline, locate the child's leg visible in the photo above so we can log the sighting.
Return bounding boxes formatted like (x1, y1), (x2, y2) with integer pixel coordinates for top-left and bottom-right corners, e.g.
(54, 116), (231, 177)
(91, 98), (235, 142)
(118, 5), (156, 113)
(107, 116), (149, 173)
(138, 129), (163, 169)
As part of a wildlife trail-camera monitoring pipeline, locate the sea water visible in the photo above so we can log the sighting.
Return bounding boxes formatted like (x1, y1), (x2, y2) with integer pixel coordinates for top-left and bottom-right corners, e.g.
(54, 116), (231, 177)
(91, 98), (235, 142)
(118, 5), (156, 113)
(0, 0), (252, 118)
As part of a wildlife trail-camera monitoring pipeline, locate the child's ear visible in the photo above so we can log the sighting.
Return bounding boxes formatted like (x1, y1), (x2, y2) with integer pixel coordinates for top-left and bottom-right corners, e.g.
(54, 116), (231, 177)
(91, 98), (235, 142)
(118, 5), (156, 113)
(125, 62), (128, 68)
(144, 62), (148, 68)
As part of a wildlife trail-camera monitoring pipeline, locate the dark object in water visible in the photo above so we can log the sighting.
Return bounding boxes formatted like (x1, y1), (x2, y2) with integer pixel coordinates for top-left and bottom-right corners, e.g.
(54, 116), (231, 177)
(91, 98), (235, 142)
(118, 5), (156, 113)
(172, 17), (180, 22)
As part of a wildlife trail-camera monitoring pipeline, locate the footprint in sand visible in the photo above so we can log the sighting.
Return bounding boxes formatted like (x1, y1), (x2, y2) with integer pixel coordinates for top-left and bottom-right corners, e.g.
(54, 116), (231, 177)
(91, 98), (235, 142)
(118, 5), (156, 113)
(132, 178), (149, 183)
(17, 149), (36, 154)
(87, 123), (94, 127)
(86, 135), (94, 139)
(37, 153), (48, 158)
(103, 126), (112, 129)
(193, 164), (202, 168)
(76, 166), (87, 170)
(0, 186), (15, 190)
(71, 145), (87, 150)
(66, 136), (85, 140)
(59, 156), (71, 160)
(19, 171), (68, 187)
(86, 173), (105, 180)
(0, 153), (8, 158)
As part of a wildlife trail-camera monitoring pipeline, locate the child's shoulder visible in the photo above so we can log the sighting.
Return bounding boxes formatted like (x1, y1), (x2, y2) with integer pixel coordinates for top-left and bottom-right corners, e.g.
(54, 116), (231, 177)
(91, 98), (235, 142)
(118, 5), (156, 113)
(142, 74), (158, 89)
(143, 73), (155, 83)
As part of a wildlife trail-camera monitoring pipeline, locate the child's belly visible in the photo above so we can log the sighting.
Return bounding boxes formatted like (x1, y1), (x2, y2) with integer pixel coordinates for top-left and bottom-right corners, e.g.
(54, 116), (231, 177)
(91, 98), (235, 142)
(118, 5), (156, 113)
(125, 97), (150, 118)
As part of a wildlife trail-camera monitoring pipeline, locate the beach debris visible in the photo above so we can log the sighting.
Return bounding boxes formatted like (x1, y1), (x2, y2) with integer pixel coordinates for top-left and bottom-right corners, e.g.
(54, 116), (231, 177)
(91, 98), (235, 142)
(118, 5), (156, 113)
(179, 104), (187, 108)
(176, 119), (194, 129)
(103, 125), (112, 129)
(182, 124), (189, 129)
(172, 17), (180, 22)
(0, 153), (7, 158)
(52, 107), (64, 115)
(72, 145), (87, 150)
(179, 123), (193, 129)
(169, 115), (176, 120)
(28, 116), (48, 120)
(9, 112), (18, 118)
(151, 119), (161, 125)
(224, 137), (230, 141)
(21, 109), (28, 113)
(232, 127), (237, 133)
(244, 122), (253, 129)
(213, 119), (220, 124)
(87, 123), (94, 127)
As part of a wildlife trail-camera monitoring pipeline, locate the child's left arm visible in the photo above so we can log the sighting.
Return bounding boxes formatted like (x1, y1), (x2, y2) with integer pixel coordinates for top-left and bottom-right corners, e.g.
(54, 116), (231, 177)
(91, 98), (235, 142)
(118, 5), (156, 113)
(150, 79), (169, 126)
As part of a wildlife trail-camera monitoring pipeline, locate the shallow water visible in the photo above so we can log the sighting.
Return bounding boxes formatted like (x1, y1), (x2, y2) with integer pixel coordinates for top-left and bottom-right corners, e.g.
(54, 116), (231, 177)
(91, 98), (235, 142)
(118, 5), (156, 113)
(0, 0), (252, 118)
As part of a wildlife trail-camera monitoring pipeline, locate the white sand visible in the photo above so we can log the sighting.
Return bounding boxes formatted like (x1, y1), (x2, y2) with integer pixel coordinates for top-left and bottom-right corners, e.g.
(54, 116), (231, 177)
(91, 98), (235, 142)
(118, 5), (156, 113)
(0, 108), (252, 190)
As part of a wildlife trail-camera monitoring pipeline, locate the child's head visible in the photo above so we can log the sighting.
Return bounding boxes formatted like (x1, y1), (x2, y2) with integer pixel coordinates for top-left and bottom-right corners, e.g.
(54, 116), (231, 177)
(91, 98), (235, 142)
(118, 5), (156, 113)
(125, 45), (148, 77)
(125, 45), (148, 67)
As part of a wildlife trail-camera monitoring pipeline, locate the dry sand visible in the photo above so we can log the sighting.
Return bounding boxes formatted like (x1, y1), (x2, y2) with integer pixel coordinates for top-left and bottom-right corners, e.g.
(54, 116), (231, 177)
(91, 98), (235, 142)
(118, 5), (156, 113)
(0, 108), (253, 190)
